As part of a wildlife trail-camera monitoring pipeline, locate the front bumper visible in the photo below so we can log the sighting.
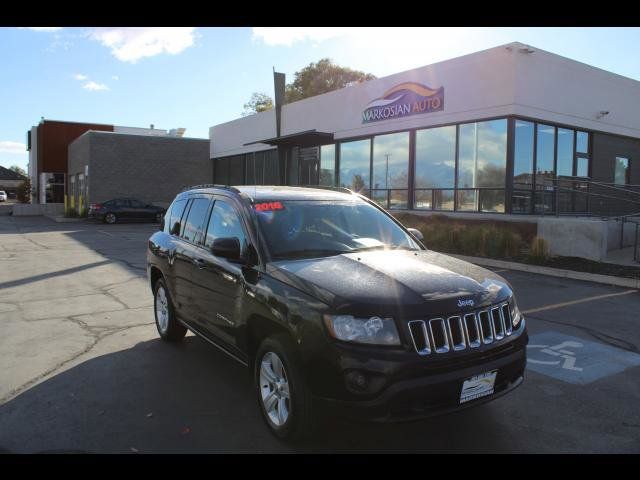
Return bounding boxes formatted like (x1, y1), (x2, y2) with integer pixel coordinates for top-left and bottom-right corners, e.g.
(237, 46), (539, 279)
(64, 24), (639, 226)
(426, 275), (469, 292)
(313, 328), (528, 423)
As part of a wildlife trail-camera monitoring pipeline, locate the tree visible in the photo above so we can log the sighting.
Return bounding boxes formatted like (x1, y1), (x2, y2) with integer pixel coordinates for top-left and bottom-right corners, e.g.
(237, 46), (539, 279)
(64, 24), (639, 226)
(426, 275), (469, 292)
(9, 165), (27, 178)
(242, 59), (376, 114)
(242, 92), (274, 116)
(17, 178), (31, 203)
(284, 58), (376, 103)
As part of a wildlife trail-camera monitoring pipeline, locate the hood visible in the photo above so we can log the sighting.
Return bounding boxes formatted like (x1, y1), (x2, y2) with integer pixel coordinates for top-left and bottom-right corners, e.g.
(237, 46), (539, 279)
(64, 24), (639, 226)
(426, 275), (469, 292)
(267, 249), (512, 318)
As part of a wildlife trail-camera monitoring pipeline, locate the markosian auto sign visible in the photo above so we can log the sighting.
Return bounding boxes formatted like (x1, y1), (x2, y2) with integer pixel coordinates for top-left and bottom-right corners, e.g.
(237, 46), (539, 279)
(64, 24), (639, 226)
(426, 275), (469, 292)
(362, 82), (444, 123)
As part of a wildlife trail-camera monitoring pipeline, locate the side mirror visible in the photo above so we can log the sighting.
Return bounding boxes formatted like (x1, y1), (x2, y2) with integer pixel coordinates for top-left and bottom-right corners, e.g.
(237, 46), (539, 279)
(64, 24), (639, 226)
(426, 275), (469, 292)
(407, 228), (424, 241)
(211, 237), (241, 261)
(170, 222), (181, 236)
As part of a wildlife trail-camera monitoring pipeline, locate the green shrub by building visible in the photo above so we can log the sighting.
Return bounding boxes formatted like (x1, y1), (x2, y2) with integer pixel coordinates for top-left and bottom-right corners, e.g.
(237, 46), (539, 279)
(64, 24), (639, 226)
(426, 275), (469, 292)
(393, 213), (528, 260)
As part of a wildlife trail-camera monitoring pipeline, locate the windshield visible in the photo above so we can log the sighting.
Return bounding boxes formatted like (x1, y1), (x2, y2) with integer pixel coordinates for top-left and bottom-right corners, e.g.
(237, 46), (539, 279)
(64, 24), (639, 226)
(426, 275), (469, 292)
(254, 200), (422, 260)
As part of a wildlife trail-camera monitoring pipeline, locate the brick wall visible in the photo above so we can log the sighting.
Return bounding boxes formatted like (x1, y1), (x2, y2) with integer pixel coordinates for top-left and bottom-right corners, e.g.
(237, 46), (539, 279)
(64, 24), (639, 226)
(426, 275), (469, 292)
(68, 132), (211, 207)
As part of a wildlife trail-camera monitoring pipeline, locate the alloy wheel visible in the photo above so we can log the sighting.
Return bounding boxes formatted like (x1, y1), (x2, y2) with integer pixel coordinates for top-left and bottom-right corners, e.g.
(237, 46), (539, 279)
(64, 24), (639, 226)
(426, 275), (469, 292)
(155, 285), (169, 333)
(259, 352), (290, 427)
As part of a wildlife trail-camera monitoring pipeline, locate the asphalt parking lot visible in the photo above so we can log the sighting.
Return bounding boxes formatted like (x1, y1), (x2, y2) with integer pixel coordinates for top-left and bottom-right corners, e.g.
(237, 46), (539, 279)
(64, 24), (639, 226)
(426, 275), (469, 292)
(0, 216), (639, 453)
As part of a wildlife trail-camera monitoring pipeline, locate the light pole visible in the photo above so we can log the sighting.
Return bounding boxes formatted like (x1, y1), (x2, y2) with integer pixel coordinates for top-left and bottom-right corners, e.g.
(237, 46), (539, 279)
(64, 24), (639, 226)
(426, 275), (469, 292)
(385, 154), (391, 188)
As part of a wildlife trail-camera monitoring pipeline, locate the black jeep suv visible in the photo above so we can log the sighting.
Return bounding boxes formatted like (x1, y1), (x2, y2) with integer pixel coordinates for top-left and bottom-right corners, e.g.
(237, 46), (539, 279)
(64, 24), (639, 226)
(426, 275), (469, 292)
(147, 185), (528, 440)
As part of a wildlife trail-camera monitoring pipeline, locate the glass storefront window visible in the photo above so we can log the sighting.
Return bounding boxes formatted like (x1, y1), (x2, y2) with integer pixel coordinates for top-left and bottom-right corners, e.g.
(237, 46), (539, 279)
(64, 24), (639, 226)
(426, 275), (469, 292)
(415, 126), (456, 189)
(458, 119), (507, 189)
(372, 132), (409, 189)
(615, 157), (629, 185)
(511, 190), (532, 214)
(557, 128), (574, 177)
(319, 144), (336, 186)
(434, 189), (454, 211)
(414, 189), (432, 209)
(456, 190), (478, 211)
(576, 131), (589, 154)
(339, 139), (370, 194)
(389, 190), (408, 209)
(536, 124), (555, 183)
(479, 189), (505, 213)
(514, 120), (534, 187)
(43, 172), (65, 204)
(576, 156), (589, 178)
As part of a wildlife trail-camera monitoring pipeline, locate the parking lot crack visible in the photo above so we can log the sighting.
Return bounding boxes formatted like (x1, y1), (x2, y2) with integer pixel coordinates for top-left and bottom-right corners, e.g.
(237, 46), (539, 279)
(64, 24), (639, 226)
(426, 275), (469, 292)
(1, 318), (155, 404)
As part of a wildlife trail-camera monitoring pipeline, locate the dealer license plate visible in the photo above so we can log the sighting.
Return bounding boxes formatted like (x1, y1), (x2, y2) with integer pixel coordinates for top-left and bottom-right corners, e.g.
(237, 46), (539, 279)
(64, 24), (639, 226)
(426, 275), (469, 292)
(459, 370), (497, 404)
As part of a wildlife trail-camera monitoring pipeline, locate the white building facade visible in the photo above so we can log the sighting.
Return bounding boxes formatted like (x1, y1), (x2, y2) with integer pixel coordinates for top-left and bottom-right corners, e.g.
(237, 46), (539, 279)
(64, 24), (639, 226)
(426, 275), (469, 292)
(211, 42), (640, 217)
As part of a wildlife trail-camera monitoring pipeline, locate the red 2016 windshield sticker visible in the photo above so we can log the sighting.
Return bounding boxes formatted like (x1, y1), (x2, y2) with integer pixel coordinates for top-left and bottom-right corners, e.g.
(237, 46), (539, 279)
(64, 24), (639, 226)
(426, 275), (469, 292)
(254, 201), (284, 212)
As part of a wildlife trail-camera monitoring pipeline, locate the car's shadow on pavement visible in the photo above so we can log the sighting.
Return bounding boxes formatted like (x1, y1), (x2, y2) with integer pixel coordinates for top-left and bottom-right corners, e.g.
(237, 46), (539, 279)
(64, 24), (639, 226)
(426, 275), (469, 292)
(0, 332), (513, 453)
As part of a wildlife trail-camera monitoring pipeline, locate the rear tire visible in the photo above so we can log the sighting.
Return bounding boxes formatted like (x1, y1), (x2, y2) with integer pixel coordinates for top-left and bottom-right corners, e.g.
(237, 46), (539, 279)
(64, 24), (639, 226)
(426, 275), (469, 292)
(254, 334), (316, 442)
(104, 212), (117, 224)
(154, 278), (187, 342)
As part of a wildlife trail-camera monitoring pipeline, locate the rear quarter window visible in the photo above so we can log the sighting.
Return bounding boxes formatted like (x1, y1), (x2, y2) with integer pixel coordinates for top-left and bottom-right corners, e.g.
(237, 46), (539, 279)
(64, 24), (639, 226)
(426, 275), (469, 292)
(165, 198), (188, 234)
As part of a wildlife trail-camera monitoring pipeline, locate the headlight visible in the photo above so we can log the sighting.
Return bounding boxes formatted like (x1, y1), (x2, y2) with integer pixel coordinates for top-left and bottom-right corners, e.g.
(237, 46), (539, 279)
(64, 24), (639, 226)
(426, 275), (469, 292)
(510, 300), (523, 328)
(323, 315), (400, 346)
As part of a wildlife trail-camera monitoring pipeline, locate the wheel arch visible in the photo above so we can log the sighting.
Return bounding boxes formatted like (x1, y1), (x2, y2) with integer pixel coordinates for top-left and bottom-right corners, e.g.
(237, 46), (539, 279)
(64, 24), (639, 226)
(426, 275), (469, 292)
(245, 315), (295, 365)
(149, 265), (164, 292)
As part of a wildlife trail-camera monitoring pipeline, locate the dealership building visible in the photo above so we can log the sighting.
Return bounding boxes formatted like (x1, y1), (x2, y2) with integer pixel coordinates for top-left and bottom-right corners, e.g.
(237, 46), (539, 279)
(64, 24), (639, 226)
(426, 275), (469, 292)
(210, 42), (640, 222)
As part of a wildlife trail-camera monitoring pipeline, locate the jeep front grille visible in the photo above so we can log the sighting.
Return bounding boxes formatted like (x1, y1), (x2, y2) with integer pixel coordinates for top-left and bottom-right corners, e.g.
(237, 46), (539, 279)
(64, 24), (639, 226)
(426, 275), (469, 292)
(408, 301), (516, 356)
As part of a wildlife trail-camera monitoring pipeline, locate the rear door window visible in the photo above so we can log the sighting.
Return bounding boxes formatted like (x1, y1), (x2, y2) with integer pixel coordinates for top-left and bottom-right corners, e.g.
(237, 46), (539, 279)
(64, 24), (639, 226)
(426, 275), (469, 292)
(181, 197), (212, 244)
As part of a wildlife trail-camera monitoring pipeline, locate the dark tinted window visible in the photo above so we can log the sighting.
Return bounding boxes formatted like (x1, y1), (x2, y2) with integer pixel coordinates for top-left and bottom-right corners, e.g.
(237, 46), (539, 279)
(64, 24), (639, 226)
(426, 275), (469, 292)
(113, 199), (129, 207)
(181, 197), (211, 243)
(166, 198), (187, 234)
(204, 199), (247, 254)
(129, 199), (145, 208)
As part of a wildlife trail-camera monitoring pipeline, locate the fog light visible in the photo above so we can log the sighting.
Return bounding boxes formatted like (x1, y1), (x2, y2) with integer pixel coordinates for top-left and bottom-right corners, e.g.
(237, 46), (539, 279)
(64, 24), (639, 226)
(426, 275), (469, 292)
(345, 370), (369, 392)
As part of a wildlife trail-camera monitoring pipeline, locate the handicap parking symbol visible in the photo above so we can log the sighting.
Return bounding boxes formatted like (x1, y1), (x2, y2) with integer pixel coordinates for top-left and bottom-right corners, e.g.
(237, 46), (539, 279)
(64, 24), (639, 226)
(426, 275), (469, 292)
(528, 341), (584, 371)
(526, 332), (640, 385)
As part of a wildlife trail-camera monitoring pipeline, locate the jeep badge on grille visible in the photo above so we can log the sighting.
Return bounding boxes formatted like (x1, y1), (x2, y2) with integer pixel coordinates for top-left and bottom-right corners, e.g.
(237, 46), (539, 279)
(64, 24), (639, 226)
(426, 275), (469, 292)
(457, 298), (475, 308)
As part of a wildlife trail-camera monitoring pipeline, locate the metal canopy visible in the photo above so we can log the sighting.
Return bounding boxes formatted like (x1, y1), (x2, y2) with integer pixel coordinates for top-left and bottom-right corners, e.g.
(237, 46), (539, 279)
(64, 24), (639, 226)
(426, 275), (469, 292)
(244, 130), (334, 148)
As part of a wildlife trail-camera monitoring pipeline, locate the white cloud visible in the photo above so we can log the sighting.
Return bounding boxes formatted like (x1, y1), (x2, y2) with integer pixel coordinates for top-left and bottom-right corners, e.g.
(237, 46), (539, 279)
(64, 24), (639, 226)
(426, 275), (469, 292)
(112, 75), (119, 80)
(0, 141), (26, 154)
(22, 27), (63, 32)
(87, 27), (196, 63)
(83, 81), (109, 91)
(74, 73), (88, 81)
(252, 27), (351, 46)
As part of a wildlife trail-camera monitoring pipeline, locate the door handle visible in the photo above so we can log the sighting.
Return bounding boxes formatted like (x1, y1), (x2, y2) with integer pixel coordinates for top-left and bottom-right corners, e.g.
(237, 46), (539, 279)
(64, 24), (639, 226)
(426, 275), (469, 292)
(192, 258), (206, 268)
(221, 272), (237, 283)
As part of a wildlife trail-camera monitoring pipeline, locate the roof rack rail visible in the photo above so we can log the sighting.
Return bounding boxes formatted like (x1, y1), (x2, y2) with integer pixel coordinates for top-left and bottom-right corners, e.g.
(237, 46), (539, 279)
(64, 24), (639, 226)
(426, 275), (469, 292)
(180, 184), (241, 193)
(299, 185), (355, 195)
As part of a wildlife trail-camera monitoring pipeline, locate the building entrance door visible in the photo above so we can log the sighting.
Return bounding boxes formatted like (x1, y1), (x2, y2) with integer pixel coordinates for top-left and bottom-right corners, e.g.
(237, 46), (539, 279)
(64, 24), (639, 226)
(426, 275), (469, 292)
(298, 147), (319, 186)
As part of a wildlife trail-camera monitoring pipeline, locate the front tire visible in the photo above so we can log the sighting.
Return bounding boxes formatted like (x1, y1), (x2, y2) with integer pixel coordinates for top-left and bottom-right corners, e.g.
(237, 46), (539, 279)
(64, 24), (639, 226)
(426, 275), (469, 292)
(154, 278), (187, 342)
(254, 334), (315, 442)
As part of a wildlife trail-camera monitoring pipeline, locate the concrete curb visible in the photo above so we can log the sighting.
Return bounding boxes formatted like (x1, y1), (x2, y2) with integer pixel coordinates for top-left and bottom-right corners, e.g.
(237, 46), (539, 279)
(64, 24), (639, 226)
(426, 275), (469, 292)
(45, 215), (85, 223)
(450, 254), (640, 289)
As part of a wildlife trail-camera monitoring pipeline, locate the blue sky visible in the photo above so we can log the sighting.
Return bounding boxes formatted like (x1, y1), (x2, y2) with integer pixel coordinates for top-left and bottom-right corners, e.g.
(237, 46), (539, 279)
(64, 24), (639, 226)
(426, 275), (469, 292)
(2, 27), (640, 172)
